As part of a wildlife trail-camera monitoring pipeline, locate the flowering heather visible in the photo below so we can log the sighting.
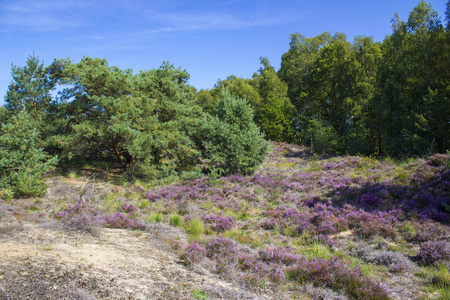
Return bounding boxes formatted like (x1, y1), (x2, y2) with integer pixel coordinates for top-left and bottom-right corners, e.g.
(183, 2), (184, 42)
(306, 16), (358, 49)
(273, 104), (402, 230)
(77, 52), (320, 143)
(411, 221), (450, 242)
(260, 217), (278, 230)
(120, 202), (138, 214)
(205, 237), (239, 273)
(237, 253), (266, 273)
(390, 263), (408, 274)
(180, 242), (206, 265)
(427, 153), (450, 167)
(205, 237), (238, 260)
(143, 142), (449, 298)
(286, 257), (389, 300)
(134, 184), (145, 193)
(258, 247), (300, 265)
(313, 234), (336, 247)
(267, 265), (286, 282)
(203, 213), (235, 232)
(55, 201), (103, 231)
(104, 212), (145, 230)
(416, 241), (450, 265)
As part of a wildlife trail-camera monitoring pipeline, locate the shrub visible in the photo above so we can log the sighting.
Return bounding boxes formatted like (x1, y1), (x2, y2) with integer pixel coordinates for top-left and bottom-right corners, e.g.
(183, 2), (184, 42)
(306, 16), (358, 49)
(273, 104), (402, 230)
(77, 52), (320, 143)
(0, 111), (57, 197)
(205, 237), (238, 273)
(169, 213), (183, 227)
(357, 246), (414, 270)
(390, 263), (408, 274)
(260, 218), (278, 230)
(187, 218), (205, 236)
(120, 202), (137, 214)
(201, 90), (267, 176)
(104, 212), (145, 230)
(427, 154), (450, 167)
(416, 241), (450, 265)
(258, 247), (300, 266)
(180, 242), (206, 265)
(286, 257), (389, 300)
(205, 237), (237, 260)
(203, 213), (235, 232)
(55, 202), (102, 232)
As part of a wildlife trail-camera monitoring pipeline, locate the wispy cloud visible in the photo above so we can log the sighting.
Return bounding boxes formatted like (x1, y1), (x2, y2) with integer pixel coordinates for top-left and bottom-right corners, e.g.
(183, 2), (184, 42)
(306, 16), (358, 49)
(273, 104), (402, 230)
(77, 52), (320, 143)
(143, 10), (292, 32)
(128, 8), (297, 41)
(0, 0), (92, 31)
(0, 0), (300, 39)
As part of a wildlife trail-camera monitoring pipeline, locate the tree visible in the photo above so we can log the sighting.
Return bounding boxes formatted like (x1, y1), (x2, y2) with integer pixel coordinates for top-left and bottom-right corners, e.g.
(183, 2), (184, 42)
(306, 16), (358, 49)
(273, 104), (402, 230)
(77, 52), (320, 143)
(201, 90), (267, 176)
(212, 75), (263, 111)
(348, 36), (382, 154)
(279, 32), (332, 139)
(4, 54), (55, 121)
(377, 1), (448, 155)
(252, 57), (295, 142)
(4, 54), (58, 151)
(196, 89), (217, 114)
(58, 57), (206, 179)
(0, 111), (58, 197)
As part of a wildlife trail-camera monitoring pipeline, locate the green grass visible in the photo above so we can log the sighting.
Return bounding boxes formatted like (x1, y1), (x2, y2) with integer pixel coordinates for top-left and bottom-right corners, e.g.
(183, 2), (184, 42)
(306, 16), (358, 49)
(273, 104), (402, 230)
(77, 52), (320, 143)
(66, 170), (82, 179)
(186, 218), (205, 237)
(225, 229), (263, 248)
(150, 212), (164, 223)
(169, 213), (183, 227)
(104, 192), (123, 212)
(298, 241), (332, 260)
(421, 264), (450, 297)
(138, 199), (149, 209)
(192, 290), (209, 299)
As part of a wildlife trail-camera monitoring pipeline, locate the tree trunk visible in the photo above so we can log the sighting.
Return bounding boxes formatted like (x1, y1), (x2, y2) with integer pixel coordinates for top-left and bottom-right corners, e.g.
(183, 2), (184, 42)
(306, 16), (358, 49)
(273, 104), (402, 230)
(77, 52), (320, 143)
(112, 133), (126, 167)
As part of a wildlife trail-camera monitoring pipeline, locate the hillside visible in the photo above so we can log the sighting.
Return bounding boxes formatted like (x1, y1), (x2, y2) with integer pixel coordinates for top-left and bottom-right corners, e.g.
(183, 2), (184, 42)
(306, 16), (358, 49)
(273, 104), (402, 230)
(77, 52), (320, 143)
(1, 143), (449, 299)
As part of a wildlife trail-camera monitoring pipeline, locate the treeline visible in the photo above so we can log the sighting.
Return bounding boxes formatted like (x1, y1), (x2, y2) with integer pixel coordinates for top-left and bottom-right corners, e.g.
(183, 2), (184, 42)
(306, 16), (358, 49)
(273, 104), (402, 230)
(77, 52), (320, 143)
(198, 1), (449, 156)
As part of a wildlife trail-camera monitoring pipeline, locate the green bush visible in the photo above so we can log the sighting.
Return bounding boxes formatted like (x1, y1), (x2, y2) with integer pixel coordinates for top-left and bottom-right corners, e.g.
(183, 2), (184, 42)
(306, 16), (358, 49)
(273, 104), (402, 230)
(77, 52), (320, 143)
(0, 111), (57, 197)
(187, 218), (205, 236)
(169, 213), (183, 227)
(201, 90), (267, 176)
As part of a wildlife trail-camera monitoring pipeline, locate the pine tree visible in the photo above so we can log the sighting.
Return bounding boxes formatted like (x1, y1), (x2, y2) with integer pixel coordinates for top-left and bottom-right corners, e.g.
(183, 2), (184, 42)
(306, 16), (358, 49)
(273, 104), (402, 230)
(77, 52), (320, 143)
(0, 111), (58, 197)
(5, 54), (55, 122)
(201, 90), (267, 176)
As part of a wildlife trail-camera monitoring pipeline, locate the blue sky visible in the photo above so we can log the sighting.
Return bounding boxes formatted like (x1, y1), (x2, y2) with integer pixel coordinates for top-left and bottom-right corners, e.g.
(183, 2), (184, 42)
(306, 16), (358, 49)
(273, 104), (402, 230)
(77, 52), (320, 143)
(0, 0), (448, 105)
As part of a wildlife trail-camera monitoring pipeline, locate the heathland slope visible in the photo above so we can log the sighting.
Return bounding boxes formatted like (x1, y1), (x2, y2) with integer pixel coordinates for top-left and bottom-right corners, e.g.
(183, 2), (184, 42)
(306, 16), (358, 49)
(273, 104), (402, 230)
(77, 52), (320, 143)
(1, 143), (449, 299)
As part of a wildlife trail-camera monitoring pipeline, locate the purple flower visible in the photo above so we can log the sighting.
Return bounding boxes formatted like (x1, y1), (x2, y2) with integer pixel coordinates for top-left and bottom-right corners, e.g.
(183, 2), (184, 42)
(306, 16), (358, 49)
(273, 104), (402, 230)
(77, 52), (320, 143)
(180, 242), (207, 265)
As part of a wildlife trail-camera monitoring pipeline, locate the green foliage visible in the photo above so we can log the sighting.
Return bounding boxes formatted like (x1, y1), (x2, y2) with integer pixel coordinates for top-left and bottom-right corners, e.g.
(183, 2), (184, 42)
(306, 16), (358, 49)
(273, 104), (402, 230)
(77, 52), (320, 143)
(169, 213), (183, 227)
(4, 54), (55, 121)
(213, 75), (263, 111)
(196, 89), (217, 114)
(377, 1), (449, 155)
(277, 2), (448, 156)
(187, 218), (205, 236)
(306, 119), (341, 154)
(192, 290), (209, 300)
(201, 90), (267, 176)
(152, 213), (164, 223)
(0, 111), (58, 197)
(58, 58), (205, 179)
(252, 58), (295, 142)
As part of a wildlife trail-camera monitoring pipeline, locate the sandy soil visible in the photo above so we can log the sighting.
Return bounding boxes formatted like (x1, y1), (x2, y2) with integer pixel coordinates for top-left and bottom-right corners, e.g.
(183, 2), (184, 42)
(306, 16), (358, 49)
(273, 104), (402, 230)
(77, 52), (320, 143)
(0, 178), (269, 300)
